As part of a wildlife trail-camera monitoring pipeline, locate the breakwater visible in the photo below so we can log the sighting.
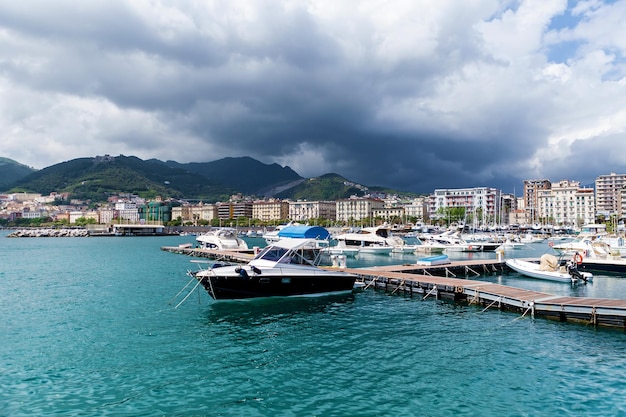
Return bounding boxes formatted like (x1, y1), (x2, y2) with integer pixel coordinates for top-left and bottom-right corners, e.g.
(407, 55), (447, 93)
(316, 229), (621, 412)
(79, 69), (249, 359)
(6, 228), (89, 237)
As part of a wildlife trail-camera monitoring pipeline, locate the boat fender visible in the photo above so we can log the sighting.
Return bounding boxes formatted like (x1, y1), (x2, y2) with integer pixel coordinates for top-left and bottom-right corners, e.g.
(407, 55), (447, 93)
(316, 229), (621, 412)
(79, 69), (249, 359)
(573, 253), (583, 265)
(251, 265), (262, 275)
(235, 266), (249, 279)
(455, 286), (464, 294)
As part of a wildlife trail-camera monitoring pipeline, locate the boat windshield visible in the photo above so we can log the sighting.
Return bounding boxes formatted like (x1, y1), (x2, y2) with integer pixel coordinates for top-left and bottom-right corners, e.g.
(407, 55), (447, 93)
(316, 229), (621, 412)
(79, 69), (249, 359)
(255, 245), (318, 266)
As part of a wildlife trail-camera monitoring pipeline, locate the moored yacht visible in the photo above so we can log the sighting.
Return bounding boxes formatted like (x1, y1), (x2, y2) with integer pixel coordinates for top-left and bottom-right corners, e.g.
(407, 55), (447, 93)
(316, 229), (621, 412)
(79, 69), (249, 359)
(196, 228), (249, 251)
(191, 238), (357, 300)
(333, 224), (403, 255)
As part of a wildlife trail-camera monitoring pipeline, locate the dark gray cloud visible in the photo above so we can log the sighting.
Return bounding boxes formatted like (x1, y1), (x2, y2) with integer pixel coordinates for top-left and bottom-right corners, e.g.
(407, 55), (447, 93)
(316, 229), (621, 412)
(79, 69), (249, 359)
(1, 0), (626, 195)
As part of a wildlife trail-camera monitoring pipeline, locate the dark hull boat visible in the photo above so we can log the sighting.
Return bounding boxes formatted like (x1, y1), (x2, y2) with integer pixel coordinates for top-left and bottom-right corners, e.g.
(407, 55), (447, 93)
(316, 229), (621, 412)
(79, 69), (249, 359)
(198, 272), (356, 300)
(191, 236), (357, 300)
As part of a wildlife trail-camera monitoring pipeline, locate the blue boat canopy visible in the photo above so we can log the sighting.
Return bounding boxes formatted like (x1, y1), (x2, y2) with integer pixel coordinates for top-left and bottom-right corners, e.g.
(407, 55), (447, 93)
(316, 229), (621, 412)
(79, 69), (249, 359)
(277, 225), (330, 240)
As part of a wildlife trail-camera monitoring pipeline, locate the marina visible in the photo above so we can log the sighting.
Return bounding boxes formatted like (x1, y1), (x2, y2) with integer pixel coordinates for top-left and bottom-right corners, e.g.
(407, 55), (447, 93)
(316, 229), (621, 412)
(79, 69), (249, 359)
(4, 232), (626, 416)
(162, 244), (626, 329)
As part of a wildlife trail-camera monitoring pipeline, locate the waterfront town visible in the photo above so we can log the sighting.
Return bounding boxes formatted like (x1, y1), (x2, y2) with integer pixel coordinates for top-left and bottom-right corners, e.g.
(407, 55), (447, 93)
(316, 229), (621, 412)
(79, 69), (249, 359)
(2, 173), (626, 232)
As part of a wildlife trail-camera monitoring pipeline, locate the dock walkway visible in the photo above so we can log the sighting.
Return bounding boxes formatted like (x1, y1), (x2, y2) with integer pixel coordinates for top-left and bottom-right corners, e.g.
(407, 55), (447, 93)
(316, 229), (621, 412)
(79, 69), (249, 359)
(349, 267), (626, 329)
(161, 245), (626, 329)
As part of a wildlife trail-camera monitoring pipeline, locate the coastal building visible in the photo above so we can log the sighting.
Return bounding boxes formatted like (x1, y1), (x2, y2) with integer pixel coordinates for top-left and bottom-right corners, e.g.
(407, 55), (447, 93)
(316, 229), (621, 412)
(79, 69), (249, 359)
(619, 188), (626, 221)
(372, 206), (405, 222)
(9, 193), (42, 202)
(252, 200), (289, 222)
(595, 173), (626, 218)
(99, 208), (116, 224)
(536, 180), (595, 226)
(335, 197), (385, 223)
(289, 200), (336, 222)
(217, 201), (253, 220)
(509, 197), (526, 226)
(499, 193), (516, 226)
(21, 208), (47, 219)
(430, 187), (502, 227)
(171, 205), (192, 223)
(115, 201), (140, 223)
(401, 197), (427, 222)
(523, 179), (551, 224)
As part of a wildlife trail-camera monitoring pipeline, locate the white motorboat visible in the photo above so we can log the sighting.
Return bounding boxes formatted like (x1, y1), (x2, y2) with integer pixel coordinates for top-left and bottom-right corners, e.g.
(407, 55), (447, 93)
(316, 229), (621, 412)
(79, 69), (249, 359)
(411, 236), (446, 254)
(320, 240), (360, 257)
(551, 224), (607, 255)
(190, 238), (357, 300)
(505, 254), (592, 284)
(333, 224), (401, 255)
(196, 228), (249, 251)
(425, 231), (482, 252)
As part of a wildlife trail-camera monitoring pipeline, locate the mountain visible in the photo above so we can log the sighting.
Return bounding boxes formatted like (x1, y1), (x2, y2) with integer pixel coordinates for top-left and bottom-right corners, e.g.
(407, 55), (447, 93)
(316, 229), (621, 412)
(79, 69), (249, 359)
(8, 155), (234, 202)
(5, 155), (415, 202)
(274, 173), (416, 200)
(0, 158), (37, 191)
(160, 157), (303, 195)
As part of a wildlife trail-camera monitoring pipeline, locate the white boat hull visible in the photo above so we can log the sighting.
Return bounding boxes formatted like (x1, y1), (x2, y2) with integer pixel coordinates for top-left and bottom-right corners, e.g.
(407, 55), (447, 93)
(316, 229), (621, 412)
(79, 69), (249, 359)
(505, 259), (593, 283)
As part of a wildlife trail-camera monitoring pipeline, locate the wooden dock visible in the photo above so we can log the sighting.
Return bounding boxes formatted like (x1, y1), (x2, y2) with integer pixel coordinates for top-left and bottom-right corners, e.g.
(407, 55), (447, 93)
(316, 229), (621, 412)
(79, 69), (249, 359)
(348, 267), (626, 329)
(161, 246), (626, 329)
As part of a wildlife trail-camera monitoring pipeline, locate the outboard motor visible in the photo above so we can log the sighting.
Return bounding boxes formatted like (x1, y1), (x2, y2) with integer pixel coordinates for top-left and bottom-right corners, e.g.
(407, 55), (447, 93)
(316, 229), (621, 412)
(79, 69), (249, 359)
(566, 261), (588, 284)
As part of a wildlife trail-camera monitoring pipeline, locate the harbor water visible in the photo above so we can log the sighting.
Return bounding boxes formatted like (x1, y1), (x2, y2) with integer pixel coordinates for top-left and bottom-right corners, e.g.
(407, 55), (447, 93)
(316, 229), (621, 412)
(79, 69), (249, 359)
(1, 231), (626, 416)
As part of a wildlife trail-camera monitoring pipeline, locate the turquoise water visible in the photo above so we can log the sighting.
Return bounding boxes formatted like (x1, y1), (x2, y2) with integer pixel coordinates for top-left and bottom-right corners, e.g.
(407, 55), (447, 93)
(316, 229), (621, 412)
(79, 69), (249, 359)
(1, 232), (626, 416)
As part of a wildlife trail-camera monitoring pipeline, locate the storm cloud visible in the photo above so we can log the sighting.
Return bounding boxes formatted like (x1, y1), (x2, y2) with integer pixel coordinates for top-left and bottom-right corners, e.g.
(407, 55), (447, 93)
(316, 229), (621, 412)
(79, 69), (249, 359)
(1, 0), (625, 194)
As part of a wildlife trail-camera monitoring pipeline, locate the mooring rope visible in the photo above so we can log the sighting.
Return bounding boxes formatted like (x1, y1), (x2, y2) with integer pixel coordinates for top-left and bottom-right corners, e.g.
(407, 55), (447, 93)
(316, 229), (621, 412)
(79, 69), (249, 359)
(422, 285), (437, 300)
(481, 297), (501, 313)
(168, 275), (197, 305)
(175, 278), (204, 309)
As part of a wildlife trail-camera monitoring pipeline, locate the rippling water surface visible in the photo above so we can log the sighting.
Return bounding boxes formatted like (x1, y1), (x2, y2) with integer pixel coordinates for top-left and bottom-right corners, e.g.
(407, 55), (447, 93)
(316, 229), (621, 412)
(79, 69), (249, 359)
(1, 232), (625, 416)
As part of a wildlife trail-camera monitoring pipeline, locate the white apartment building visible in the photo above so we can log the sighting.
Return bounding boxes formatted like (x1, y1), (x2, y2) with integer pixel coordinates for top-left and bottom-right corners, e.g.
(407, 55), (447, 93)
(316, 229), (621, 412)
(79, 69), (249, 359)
(595, 173), (626, 217)
(289, 200), (336, 222)
(336, 197), (385, 223)
(537, 180), (595, 226)
(430, 187), (502, 227)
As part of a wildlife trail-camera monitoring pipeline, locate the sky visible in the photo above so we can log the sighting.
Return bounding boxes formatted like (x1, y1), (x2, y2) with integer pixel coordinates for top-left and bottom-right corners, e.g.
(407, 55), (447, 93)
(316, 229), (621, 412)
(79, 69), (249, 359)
(1, 0), (625, 195)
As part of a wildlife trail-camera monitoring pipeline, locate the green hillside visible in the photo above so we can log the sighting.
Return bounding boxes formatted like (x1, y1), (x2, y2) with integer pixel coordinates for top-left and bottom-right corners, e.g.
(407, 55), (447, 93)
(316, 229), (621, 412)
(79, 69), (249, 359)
(275, 173), (369, 200)
(8, 155), (233, 202)
(0, 158), (36, 191)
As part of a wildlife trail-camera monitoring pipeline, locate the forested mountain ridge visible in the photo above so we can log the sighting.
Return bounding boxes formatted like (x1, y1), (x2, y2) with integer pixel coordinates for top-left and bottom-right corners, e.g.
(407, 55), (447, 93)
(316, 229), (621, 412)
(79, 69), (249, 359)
(4, 155), (415, 202)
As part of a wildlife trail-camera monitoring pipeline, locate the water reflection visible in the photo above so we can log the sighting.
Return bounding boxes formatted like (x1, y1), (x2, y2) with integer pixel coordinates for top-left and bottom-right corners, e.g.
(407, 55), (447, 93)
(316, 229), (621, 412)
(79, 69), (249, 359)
(203, 292), (357, 326)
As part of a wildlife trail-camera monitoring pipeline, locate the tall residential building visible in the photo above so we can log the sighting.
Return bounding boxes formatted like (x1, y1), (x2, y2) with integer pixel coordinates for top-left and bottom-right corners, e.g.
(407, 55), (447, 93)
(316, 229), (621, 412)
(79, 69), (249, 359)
(216, 201), (253, 219)
(536, 180), (595, 226)
(595, 173), (626, 217)
(523, 179), (551, 224)
(430, 187), (502, 227)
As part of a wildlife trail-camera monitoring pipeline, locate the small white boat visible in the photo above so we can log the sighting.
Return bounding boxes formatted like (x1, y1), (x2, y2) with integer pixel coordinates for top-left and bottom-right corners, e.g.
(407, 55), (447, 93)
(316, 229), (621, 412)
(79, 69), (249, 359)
(505, 254), (592, 284)
(416, 254), (450, 266)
